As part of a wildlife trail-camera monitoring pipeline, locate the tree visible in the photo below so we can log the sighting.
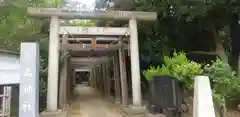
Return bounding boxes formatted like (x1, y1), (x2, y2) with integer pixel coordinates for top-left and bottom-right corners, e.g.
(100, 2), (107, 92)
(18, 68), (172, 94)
(94, 0), (240, 116)
(0, 0), (63, 50)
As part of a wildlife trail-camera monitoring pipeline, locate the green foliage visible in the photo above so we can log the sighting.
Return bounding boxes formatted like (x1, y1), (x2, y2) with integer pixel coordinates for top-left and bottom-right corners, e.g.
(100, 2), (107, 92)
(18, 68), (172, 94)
(39, 55), (47, 97)
(204, 59), (237, 96)
(75, 20), (96, 27)
(165, 52), (203, 89)
(142, 65), (170, 81)
(143, 52), (240, 110)
(0, 0), (59, 50)
(203, 59), (240, 105)
(143, 52), (239, 93)
(143, 51), (203, 90)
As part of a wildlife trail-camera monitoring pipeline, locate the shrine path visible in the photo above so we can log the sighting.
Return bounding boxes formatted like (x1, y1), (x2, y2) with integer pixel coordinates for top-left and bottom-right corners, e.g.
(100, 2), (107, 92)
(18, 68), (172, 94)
(68, 84), (122, 117)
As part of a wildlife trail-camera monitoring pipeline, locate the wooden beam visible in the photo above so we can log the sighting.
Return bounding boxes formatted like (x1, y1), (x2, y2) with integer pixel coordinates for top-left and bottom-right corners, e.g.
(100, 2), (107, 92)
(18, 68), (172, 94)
(63, 37), (119, 41)
(71, 57), (108, 63)
(92, 37), (97, 47)
(27, 8), (157, 21)
(59, 26), (129, 36)
(75, 68), (91, 72)
(65, 43), (128, 48)
(65, 43), (128, 51)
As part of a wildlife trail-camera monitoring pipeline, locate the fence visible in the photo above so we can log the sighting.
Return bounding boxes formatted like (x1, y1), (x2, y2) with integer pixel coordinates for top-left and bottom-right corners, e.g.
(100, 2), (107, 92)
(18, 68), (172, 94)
(0, 86), (11, 117)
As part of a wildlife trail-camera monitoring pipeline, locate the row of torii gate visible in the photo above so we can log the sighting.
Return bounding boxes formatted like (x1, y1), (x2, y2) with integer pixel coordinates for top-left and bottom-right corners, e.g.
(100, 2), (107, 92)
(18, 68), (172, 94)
(27, 8), (157, 117)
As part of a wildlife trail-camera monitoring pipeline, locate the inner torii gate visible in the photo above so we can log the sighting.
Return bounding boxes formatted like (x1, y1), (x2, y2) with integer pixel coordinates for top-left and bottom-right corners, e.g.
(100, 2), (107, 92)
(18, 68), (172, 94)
(59, 26), (130, 107)
(27, 8), (156, 117)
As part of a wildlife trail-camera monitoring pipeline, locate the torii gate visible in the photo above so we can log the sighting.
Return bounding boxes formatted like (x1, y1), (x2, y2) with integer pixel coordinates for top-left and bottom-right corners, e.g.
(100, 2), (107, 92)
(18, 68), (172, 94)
(60, 26), (129, 106)
(27, 8), (157, 117)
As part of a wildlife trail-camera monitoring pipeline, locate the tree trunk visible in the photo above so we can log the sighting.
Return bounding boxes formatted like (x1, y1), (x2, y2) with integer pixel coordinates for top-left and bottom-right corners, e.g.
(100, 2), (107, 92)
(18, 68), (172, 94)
(230, 13), (240, 74)
(211, 26), (228, 117)
(219, 99), (227, 117)
(212, 26), (228, 64)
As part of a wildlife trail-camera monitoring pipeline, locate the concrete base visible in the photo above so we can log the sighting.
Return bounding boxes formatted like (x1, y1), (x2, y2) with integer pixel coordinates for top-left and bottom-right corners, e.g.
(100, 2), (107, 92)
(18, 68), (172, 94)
(40, 109), (68, 117)
(119, 105), (147, 117)
(148, 114), (166, 117)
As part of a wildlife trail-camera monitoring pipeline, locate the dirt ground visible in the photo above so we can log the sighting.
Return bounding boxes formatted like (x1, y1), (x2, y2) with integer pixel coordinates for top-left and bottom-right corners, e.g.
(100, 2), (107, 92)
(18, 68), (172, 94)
(68, 84), (122, 117)
(68, 84), (240, 117)
(182, 108), (240, 117)
(227, 110), (240, 117)
(183, 97), (240, 117)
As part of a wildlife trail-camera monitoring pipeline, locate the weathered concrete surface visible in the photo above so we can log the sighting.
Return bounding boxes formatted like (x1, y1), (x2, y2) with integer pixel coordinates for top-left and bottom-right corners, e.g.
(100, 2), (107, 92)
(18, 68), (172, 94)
(40, 109), (68, 117)
(68, 84), (122, 117)
(119, 106), (147, 117)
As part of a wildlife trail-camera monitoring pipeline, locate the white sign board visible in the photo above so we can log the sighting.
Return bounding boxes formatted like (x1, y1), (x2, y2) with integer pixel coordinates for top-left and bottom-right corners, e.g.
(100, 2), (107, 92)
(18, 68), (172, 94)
(19, 43), (39, 117)
(60, 26), (129, 36)
(27, 8), (157, 20)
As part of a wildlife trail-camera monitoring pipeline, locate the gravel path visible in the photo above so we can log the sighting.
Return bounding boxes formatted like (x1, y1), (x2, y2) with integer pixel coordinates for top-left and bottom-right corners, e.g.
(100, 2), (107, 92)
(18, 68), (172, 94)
(68, 84), (122, 117)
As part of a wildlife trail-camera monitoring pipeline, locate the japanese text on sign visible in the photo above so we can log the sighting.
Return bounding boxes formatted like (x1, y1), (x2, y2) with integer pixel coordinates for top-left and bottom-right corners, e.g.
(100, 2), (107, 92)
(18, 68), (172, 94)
(21, 101), (33, 112)
(23, 68), (33, 78)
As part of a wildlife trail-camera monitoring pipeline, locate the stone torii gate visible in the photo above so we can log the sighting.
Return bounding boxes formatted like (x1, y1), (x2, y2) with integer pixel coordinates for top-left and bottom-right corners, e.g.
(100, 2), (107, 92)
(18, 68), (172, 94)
(27, 8), (156, 117)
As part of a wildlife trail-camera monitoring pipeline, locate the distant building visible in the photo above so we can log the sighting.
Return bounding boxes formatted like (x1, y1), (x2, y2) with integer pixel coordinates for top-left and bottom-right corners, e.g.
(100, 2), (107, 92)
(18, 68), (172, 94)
(0, 50), (20, 117)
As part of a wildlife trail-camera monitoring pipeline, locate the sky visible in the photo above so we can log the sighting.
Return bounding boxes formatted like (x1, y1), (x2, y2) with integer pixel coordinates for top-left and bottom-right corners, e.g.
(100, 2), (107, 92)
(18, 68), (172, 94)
(68, 0), (95, 7)
(80, 0), (95, 6)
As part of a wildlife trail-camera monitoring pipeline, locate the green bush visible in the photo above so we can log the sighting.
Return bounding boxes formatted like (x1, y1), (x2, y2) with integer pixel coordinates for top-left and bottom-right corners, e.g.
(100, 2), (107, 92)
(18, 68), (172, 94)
(203, 59), (240, 106)
(142, 51), (203, 90)
(142, 65), (170, 81)
(142, 51), (240, 113)
(164, 52), (203, 89)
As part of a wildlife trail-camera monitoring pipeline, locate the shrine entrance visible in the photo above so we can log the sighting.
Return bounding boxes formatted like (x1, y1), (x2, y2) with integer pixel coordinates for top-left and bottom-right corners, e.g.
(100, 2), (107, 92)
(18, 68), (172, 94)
(27, 7), (157, 117)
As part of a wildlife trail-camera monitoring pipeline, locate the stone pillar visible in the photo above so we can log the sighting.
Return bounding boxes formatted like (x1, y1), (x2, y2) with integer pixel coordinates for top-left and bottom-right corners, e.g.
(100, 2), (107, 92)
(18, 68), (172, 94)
(95, 65), (98, 88)
(59, 34), (68, 109)
(102, 62), (107, 97)
(89, 68), (93, 87)
(106, 58), (111, 100)
(99, 63), (104, 96)
(193, 76), (215, 117)
(119, 18), (145, 117)
(97, 64), (101, 91)
(97, 64), (101, 92)
(67, 58), (72, 100)
(92, 66), (96, 88)
(113, 53), (121, 102)
(102, 63), (106, 96)
(95, 65), (98, 90)
(118, 38), (128, 105)
(72, 70), (76, 86)
(129, 18), (142, 106)
(95, 64), (99, 90)
(47, 16), (60, 111)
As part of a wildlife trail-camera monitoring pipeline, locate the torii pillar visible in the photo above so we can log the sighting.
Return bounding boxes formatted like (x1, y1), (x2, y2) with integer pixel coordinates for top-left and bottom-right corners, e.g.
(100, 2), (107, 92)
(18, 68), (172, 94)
(129, 18), (142, 106)
(41, 16), (67, 117)
(119, 18), (147, 117)
(47, 16), (60, 111)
